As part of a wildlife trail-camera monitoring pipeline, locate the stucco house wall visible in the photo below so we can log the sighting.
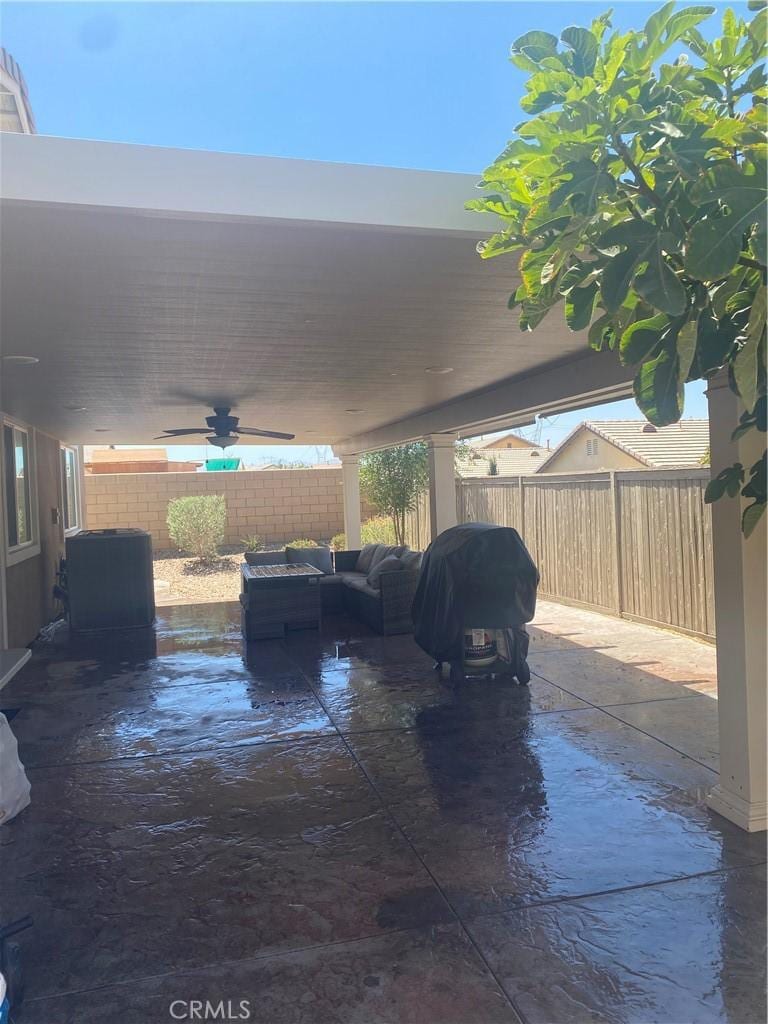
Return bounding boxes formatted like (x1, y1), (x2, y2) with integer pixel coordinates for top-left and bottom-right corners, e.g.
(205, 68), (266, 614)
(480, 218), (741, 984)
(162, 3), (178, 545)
(6, 430), (65, 647)
(539, 426), (645, 473)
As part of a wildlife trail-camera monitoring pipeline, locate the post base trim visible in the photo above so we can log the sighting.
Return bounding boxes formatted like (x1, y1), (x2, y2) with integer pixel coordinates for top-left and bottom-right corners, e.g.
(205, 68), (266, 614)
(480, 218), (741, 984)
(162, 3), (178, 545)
(707, 785), (768, 833)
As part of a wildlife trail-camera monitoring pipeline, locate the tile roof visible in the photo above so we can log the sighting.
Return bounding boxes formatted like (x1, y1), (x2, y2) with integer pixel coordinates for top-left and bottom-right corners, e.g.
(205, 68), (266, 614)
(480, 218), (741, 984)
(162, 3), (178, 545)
(542, 419), (710, 470)
(460, 446), (549, 476)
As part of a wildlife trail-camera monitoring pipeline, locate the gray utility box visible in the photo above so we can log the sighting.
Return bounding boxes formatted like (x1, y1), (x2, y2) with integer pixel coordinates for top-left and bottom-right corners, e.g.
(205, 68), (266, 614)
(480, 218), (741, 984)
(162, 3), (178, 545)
(66, 529), (155, 631)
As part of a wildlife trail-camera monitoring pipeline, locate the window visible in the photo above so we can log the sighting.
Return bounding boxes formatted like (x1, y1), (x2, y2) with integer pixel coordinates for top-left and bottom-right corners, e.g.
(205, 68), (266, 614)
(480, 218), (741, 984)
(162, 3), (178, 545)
(585, 438), (598, 457)
(3, 421), (37, 557)
(60, 446), (80, 533)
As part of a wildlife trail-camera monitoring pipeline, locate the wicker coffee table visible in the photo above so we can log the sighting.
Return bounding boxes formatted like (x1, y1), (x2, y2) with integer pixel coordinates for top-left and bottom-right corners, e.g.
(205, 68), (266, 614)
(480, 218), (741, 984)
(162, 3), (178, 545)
(240, 562), (324, 640)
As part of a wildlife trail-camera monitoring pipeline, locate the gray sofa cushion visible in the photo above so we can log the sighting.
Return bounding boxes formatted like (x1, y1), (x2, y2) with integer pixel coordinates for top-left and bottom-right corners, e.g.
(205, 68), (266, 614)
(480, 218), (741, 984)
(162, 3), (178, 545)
(343, 575), (381, 599)
(245, 550), (287, 566)
(286, 545), (333, 575)
(336, 570), (368, 584)
(355, 544), (381, 574)
(400, 549), (422, 573)
(367, 555), (403, 589)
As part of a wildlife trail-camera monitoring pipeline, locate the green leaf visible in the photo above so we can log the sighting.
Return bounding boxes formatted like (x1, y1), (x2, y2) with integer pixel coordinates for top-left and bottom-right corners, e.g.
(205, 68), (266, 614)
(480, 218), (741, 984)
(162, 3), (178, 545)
(510, 30), (559, 67)
(565, 281), (598, 330)
(633, 346), (684, 425)
(588, 312), (619, 351)
(664, 6), (717, 47)
(550, 158), (615, 214)
(601, 247), (648, 312)
(644, 1), (677, 49)
(561, 26), (598, 76)
(619, 314), (670, 365)
(677, 320), (698, 383)
(733, 286), (767, 411)
(698, 313), (736, 374)
(686, 164), (768, 280)
(476, 231), (525, 260)
(634, 248), (688, 315)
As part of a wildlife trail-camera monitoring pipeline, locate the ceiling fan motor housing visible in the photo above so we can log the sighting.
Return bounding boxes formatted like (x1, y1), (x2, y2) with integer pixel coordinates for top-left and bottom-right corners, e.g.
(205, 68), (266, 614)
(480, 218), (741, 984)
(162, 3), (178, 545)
(206, 408), (239, 433)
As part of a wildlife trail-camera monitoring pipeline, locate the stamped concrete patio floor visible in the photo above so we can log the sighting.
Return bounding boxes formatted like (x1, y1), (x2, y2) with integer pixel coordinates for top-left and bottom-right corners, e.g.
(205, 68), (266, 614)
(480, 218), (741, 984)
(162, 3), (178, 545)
(1, 601), (765, 1024)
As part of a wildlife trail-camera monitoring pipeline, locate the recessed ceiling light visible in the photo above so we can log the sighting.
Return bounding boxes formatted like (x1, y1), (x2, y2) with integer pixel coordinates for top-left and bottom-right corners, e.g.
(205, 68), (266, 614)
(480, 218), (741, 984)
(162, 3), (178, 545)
(425, 366), (454, 375)
(345, 408), (363, 414)
(64, 405), (87, 412)
(3, 355), (39, 366)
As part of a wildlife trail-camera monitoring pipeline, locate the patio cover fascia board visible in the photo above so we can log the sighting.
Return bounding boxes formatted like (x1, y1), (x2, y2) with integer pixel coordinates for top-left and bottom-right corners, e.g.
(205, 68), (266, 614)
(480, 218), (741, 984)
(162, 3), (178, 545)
(0, 133), (494, 236)
(334, 350), (633, 454)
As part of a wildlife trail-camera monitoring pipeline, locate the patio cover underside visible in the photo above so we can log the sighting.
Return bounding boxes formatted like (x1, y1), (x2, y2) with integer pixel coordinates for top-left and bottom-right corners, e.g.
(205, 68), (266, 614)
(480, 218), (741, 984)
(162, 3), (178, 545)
(0, 134), (632, 450)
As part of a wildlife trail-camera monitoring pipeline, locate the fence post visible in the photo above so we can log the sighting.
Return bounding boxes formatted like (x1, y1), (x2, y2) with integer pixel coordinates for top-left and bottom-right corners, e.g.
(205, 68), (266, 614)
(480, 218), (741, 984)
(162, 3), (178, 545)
(610, 471), (623, 614)
(518, 475), (526, 536)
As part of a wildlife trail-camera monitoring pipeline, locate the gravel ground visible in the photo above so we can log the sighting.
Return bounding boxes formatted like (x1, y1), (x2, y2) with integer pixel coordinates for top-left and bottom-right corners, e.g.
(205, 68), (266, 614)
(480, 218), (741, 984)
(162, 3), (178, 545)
(153, 549), (246, 605)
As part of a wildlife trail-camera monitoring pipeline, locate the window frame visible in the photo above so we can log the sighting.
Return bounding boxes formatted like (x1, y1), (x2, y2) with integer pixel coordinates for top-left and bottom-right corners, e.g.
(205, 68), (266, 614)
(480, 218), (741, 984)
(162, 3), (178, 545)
(2, 417), (40, 566)
(60, 445), (82, 536)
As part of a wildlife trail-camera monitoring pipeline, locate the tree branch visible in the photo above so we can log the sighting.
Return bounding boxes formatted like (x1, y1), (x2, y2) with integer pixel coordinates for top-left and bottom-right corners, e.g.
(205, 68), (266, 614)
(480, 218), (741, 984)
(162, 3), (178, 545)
(612, 135), (667, 209)
(738, 256), (765, 272)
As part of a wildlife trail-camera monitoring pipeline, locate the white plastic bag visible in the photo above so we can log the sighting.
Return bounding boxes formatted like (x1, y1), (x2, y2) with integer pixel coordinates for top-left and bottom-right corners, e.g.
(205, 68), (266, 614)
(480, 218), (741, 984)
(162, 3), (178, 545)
(0, 713), (31, 824)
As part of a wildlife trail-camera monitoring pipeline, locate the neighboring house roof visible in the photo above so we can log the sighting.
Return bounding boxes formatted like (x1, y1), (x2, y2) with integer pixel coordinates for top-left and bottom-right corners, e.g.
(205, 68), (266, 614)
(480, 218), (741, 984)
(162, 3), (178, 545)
(539, 419), (710, 471)
(88, 447), (169, 465)
(476, 432), (538, 450)
(460, 446), (549, 476)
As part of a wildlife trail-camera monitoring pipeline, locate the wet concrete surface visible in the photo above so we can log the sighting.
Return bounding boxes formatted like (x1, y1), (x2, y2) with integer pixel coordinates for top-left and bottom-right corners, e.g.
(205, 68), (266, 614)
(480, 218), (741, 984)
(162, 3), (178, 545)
(1, 602), (764, 1023)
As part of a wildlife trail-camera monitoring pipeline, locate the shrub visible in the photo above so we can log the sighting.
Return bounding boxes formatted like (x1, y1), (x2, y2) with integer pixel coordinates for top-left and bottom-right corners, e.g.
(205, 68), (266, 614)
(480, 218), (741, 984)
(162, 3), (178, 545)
(362, 515), (397, 545)
(328, 516), (398, 552)
(167, 495), (226, 562)
(241, 534), (263, 552)
(287, 538), (318, 548)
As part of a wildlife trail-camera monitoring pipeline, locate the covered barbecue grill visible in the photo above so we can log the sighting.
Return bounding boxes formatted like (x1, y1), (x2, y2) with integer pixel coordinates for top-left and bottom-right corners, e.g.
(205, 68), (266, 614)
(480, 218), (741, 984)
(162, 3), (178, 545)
(411, 522), (539, 683)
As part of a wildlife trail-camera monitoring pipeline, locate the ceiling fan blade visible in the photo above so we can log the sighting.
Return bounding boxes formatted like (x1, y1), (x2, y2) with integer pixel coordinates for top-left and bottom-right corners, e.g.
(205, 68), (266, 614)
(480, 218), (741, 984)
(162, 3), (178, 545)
(237, 427), (296, 440)
(154, 428), (213, 437)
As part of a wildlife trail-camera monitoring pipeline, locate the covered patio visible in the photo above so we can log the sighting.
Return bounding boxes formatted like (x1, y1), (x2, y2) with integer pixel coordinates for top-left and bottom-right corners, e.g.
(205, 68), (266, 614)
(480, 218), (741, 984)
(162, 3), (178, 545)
(1, 599), (765, 1023)
(0, 133), (766, 1020)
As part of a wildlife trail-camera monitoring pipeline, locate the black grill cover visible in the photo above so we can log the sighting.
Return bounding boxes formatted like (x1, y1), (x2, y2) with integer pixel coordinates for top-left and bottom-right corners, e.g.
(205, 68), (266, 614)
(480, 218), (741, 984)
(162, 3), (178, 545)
(412, 522), (539, 663)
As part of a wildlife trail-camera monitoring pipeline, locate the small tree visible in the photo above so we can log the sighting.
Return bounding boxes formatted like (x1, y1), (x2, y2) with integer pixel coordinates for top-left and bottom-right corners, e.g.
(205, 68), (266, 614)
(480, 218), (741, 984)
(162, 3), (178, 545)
(360, 443), (429, 546)
(167, 495), (226, 562)
(468, 1), (767, 533)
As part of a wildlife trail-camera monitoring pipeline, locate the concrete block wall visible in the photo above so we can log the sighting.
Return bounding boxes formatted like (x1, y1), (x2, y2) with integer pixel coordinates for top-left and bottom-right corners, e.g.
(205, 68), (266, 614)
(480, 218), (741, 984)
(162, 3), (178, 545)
(85, 468), (360, 550)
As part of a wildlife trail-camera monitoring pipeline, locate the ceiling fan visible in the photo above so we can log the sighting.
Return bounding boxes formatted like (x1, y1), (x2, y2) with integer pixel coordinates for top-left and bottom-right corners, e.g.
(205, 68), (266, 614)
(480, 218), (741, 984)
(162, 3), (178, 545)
(155, 407), (295, 449)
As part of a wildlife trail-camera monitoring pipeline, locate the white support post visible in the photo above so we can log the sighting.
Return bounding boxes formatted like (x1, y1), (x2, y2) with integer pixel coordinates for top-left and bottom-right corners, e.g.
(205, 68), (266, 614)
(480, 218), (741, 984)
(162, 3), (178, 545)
(706, 373), (767, 832)
(340, 454), (362, 550)
(425, 433), (458, 540)
(76, 444), (87, 530)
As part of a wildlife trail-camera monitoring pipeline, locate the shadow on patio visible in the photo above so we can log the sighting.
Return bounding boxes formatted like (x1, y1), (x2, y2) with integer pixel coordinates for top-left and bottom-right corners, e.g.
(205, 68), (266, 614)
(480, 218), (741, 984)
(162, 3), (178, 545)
(0, 602), (765, 1023)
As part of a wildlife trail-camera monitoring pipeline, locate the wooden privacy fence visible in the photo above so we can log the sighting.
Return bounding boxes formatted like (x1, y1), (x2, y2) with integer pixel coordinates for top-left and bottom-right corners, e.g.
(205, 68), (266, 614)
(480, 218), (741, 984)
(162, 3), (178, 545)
(406, 469), (715, 641)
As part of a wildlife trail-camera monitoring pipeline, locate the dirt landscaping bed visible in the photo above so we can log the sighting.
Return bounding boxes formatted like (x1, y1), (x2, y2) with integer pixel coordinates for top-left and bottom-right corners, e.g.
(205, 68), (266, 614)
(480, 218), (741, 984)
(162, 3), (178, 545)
(153, 547), (247, 605)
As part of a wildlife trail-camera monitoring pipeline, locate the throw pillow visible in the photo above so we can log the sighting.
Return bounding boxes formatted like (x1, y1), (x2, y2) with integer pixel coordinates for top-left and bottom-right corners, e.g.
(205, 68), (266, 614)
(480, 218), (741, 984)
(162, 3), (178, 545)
(400, 550), (422, 573)
(367, 555), (404, 589)
(355, 543), (381, 574)
(286, 546), (333, 575)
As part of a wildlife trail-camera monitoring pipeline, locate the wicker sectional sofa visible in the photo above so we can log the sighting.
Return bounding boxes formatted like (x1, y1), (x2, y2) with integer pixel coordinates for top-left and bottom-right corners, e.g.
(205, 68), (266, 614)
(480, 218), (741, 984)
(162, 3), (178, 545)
(244, 543), (423, 635)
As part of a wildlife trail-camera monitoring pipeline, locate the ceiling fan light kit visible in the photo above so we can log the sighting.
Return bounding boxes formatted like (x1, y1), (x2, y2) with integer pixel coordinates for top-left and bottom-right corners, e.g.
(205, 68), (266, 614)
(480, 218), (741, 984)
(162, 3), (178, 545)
(155, 406), (295, 449)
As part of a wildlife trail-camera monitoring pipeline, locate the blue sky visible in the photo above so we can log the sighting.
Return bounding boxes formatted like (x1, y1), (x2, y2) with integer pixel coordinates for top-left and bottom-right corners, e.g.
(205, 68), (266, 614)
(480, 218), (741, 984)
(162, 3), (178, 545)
(3, 1), (727, 459)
